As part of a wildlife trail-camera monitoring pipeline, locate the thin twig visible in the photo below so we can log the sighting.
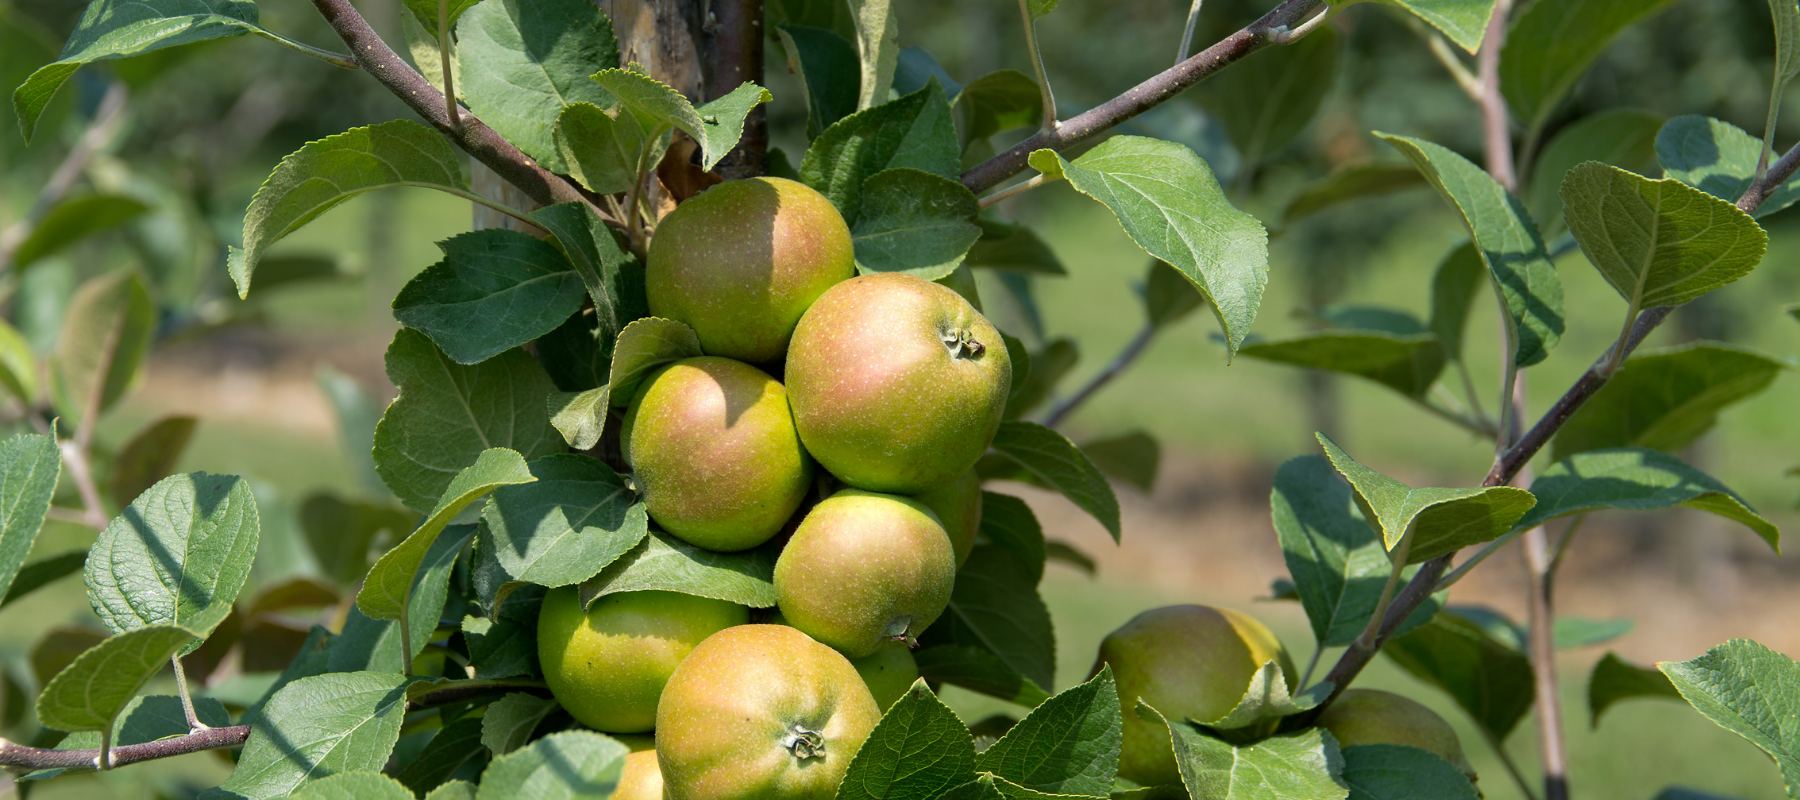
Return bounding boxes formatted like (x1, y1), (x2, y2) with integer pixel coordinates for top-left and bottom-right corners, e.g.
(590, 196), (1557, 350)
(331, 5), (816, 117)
(1411, 18), (1481, 101)
(1041, 323), (1156, 428)
(1478, 725), (1543, 800)
(1017, 0), (1058, 135)
(1476, 0), (1516, 192)
(438, 0), (461, 131)
(1736, 138), (1800, 213)
(1176, 0), (1206, 63)
(0, 726), (252, 771)
(57, 440), (109, 531)
(0, 82), (129, 272)
(960, 0), (1328, 194)
(170, 657), (209, 732)
(1521, 514), (1568, 800)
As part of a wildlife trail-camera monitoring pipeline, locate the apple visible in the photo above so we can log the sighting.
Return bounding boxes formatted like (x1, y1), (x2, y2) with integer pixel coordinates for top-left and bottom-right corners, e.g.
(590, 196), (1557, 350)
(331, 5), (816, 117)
(536, 587), (748, 733)
(849, 646), (920, 711)
(612, 736), (664, 800)
(911, 469), (982, 567)
(785, 273), (1012, 493)
(1315, 689), (1477, 779)
(647, 177), (855, 365)
(623, 356), (813, 551)
(773, 489), (957, 657)
(656, 624), (880, 800)
(1091, 605), (1296, 786)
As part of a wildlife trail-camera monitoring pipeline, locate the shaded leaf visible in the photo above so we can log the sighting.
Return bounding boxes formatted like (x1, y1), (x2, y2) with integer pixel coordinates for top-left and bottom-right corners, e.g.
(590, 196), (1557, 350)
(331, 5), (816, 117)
(1657, 115), (1800, 217)
(1202, 661), (1331, 729)
(327, 526), (475, 673)
(1500, 0), (1685, 135)
(548, 387), (610, 450)
(1282, 163), (1427, 225)
(1, 549), (85, 608)
(1528, 110), (1663, 233)
(846, 0), (899, 108)
(837, 681), (978, 800)
(852, 168), (982, 280)
(978, 666), (1121, 795)
(290, 772), (415, 800)
(1384, 608), (1535, 741)
(553, 101), (663, 196)
(990, 421), (1121, 541)
(1551, 342), (1789, 460)
(11, 195), (149, 270)
(778, 24), (860, 138)
(1317, 434), (1536, 563)
(107, 415), (196, 509)
(1082, 431), (1159, 492)
(316, 366), (387, 498)
(606, 317), (703, 408)
(1590, 651), (1680, 726)
(920, 545), (1056, 695)
(1375, 0), (1495, 52)
(399, 0), (480, 33)
(51, 270), (155, 426)
(966, 223), (1065, 275)
(476, 730), (626, 800)
(299, 493), (415, 588)
(1196, 27), (1340, 168)
(1517, 448), (1779, 552)
(1428, 242), (1485, 363)
(476, 454), (647, 608)
(979, 492), (1046, 582)
(1144, 259), (1203, 329)
(577, 529), (777, 608)
(1044, 540), (1096, 577)
(455, 0), (618, 172)
(913, 644), (1051, 708)
(956, 70), (1041, 146)
(0, 317), (37, 405)
(1004, 338), (1076, 420)
(526, 202), (648, 345)
(36, 625), (194, 733)
(1339, 743), (1479, 800)
(398, 716), (487, 796)
(1239, 330), (1445, 400)
(206, 671), (410, 800)
(392, 230), (587, 365)
(800, 80), (960, 224)
(481, 692), (560, 755)
(1554, 616), (1633, 650)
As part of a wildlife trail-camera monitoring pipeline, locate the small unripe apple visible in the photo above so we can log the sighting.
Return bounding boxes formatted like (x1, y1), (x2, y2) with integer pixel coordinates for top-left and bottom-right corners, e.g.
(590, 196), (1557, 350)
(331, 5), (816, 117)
(1092, 605), (1295, 786)
(647, 177), (855, 365)
(911, 469), (982, 567)
(656, 624), (880, 800)
(612, 740), (664, 800)
(774, 489), (957, 657)
(1315, 689), (1477, 779)
(537, 587), (748, 733)
(623, 356), (813, 551)
(786, 273), (1011, 494)
(849, 646), (920, 711)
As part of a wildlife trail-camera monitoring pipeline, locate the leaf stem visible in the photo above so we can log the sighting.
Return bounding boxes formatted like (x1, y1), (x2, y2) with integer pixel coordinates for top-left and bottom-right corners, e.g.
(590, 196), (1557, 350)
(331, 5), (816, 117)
(438, 0), (461, 131)
(1016, 0), (1059, 135)
(977, 173), (1056, 210)
(58, 439), (109, 532)
(1409, 17), (1481, 101)
(1270, 4), (1330, 44)
(1478, 725), (1542, 800)
(1176, 0), (1206, 63)
(1453, 357), (1492, 434)
(1546, 512), (1587, 580)
(258, 31), (358, 69)
(1599, 297), (1640, 378)
(1435, 526), (1522, 591)
(1298, 644), (1327, 690)
(1352, 534), (1412, 655)
(170, 656), (208, 732)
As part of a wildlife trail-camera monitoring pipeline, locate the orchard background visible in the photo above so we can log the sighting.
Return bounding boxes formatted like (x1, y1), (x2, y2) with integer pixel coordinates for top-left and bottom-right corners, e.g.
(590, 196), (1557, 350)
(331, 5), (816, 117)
(0, 0), (1799, 798)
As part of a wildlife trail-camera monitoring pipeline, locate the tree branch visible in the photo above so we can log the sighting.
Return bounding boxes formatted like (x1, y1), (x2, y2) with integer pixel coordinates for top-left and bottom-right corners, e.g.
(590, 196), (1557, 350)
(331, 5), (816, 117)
(1736, 138), (1800, 213)
(1041, 322), (1155, 428)
(0, 726), (251, 772)
(1476, 0), (1516, 192)
(308, 0), (606, 217)
(959, 0), (1327, 194)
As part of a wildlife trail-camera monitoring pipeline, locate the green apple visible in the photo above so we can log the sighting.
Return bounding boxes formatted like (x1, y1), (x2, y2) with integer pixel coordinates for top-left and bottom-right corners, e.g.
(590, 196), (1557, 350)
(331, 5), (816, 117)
(623, 356), (813, 551)
(785, 273), (1012, 494)
(537, 587), (747, 733)
(849, 646), (919, 711)
(773, 489), (957, 657)
(656, 624), (880, 800)
(1092, 605), (1295, 787)
(613, 744), (664, 800)
(911, 469), (982, 567)
(1315, 689), (1477, 779)
(647, 177), (855, 365)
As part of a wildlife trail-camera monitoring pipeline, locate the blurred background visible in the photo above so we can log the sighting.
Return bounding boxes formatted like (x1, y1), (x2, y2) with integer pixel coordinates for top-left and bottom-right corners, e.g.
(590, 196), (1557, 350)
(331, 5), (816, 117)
(1, 0), (1796, 797)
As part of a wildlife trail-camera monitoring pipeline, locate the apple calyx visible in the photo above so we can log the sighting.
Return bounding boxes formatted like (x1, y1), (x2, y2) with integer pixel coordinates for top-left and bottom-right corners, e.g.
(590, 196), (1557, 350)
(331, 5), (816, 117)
(883, 616), (919, 647)
(940, 328), (987, 360)
(782, 724), (826, 760)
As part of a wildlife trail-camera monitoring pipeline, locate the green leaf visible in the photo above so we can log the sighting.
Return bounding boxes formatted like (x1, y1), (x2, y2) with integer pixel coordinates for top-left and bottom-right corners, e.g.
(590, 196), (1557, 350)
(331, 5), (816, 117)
(1082, 431), (1160, 492)
(1561, 162), (1767, 310)
(1775, 0), (1800, 94)
(1554, 616), (1633, 650)
(290, 772), (414, 800)
(800, 81), (960, 225)
(481, 692), (560, 755)
(107, 416), (196, 509)
(1528, 110), (1663, 233)
(1044, 540), (1095, 577)
(1202, 661), (1331, 729)
(1, 549), (85, 608)
(35, 625), (194, 733)
(846, 0), (899, 108)
(1428, 242), (1485, 363)
(1499, 0), (1685, 135)
(979, 492), (1046, 582)
(966, 223), (1066, 275)
(955, 70), (1042, 146)
(50, 270), (155, 427)
(397, 716), (487, 795)
(1552, 342), (1789, 459)
(1316, 434), (1536, 563)
(1374, 0), (1496, 52)
(84, 473), (258, 653)
(1282, 164), (1428, 225)
(1589, 651), (1681, 726)
(479, 730), (627, 800)
(837, 681), (978, 800)
(892, 46), (963, 99)
(589, 69), (772, 172)
(10, 195), (149, 270)
(399, 0), (480, 33)
(327, 527), (476, 673)
(777, 24), (860, 138)
(232, 120), (466, 298)
(476, 454), (648, 606)
(990, 421), (1121, 541)
(1384, 608), (1534, 741)
(0, 317), (37, 405)
(1658, 639), (1800, 797)
(1003, 339), (1073, 420)
(207, 671), (410, 800)
(921, 545), (1056, 694)
(316, 366), (388, 498)
(372, 328), (561, 512)
(548, 387), (611, 450)
(978, 666), (1121, 794)
(1026, 0), (1061, 18)
(1378, 133), (1563, 366)
(1656, 116), (1800, 216)
(1030, 137), (1267, 358)
(851, 168), (982, 279)
(455, 0), (618, 173)
(553, 101), (664, 196)
(300, 493), (416, 588)
(359, 448), (536, 621)
(578, 529), (777, 608)
(1239, 330), (1446, 400)
(1515, 448), (1779, 552)
(425, 782), (478, 800)
(606, 317), (703, 407)
(913, 645), (1052, 707)
(462, 593), (541, 678)
(0, 434), (58, 604)
(1143, 259), (1203, 329)
(1339, 743), (1479, 800)
(1148, 708), (1347, 800)
(1196, 27), (1340, 168)
(392, 230), (586, 365)
(10, 0), (333, 142)
(1272, 456), (1444, 648)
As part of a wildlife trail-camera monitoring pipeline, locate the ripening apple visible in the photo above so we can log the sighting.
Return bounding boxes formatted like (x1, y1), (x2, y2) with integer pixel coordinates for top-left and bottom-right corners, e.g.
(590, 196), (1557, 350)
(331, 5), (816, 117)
(623, 356), (813, 551)
(785, 273), (1011, 494)
(612, 737), (664, 800)
(849, 646), (920, 710)
(656, 624), (881, 800)
(1091, 605), (1296, 786)
(647, 177), (855, 365)
(536, 587), (748, 733)
(773, 489), (957, 657)
(911, 469), (982, 567)
(1315, 689), (1477, 779)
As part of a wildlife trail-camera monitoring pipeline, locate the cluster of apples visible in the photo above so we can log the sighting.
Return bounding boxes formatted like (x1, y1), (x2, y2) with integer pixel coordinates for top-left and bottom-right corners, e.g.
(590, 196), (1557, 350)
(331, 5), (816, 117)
(536, 177), (1009, 799)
